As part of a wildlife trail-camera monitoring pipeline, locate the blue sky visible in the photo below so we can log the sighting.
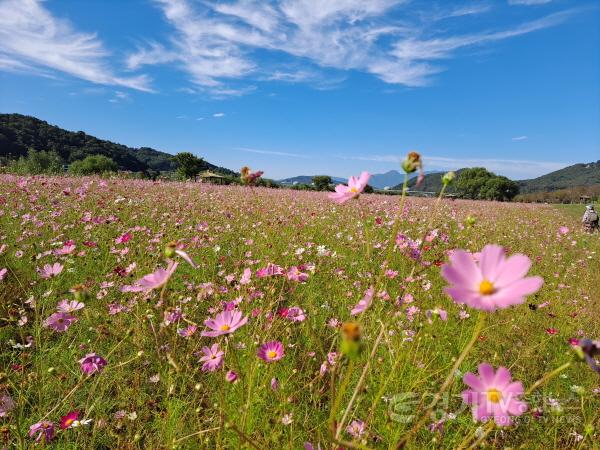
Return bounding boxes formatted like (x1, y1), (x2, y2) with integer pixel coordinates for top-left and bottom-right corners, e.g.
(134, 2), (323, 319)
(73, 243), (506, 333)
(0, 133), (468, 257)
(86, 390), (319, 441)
(0, 0), (598, 180)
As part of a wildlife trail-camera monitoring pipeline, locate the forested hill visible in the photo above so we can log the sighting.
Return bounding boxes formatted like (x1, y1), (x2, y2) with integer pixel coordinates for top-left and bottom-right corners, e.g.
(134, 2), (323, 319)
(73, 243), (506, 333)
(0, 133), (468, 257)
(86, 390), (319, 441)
(517, 161), (600, 194)
(394, 162), (600, 194)
(0, 113), (235, 175)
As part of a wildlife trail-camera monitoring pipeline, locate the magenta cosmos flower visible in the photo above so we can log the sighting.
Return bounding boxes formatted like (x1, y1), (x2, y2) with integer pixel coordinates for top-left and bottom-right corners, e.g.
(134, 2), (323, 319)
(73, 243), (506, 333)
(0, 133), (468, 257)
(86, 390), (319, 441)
(257, 341), (285, 362)
(60, 410), (80, 429)
(201, 309), (248, 337)
(29, 421), (55, 442)
(44, 312), (78, 332)
(121, 260), (178, 292)
(79, 353), (107, 375)
(199, 344), (225, 372)
(462, 363), (528, 426)
(441, 245), (543, 312)
(328, 172), (371, 204)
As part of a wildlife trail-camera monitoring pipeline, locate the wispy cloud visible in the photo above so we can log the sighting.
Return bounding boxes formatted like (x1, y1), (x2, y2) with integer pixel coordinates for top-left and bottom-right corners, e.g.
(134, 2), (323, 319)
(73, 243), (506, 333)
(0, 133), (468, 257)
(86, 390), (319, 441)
(0, 0), (152, 91)
(237, 147), (309, 159)
(508, 0), (553, 5)
(213, 113), (226, 118)
(511, 135), (528, 141)
(126, 0), (573, 96)
(339, 154), (566, 178)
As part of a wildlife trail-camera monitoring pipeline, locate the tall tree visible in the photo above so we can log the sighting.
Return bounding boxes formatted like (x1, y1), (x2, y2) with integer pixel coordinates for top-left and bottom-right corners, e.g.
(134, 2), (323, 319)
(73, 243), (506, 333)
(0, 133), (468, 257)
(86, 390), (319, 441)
(312, 175), (332, 191)
(172, 152), (205, 180)
(455, 167), (519, 201)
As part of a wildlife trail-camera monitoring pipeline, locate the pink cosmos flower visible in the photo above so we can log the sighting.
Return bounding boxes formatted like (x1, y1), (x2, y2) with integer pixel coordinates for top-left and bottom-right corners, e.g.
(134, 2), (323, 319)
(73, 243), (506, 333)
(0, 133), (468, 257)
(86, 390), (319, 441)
(29, 421), (55, 442)
(37, 263), (63, 279)
(346, 419), (365, 437)
(199, 344), (225, 372)
(441, 245), (543, 312)
(121, 261), (178, 292)
(226, 370), (238, 383)
(177, 324), (197, 338)
(55, 244), (76, 255)
(256, 263), (285, 278)
(79, 353), (107, 375)
(201, 309), (248, 337)
(462, 363), (528, 426)
(287, 266), (309, 282)
(286, 306), (306, 322)
(559, 226), (570, 235)
(0, 268), (8, 280)
(57, 299), (85, 313)
(328, 172), (371, 204)
(257, 341), (285, 362)
(44, 312), (77, 332)
(351, 286), (374, 316)
(60, 410), (80, 429)
(240, 268), (252, 285)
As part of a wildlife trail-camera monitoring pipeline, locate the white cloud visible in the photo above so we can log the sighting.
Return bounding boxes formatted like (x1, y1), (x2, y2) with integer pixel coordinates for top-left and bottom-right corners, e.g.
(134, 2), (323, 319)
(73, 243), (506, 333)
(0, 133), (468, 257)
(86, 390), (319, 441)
(0, 0), (153, 91)
(512, 135), (528, 141)
(127, 0), (572, 96)
(237, 147), (309, 158)
(339, 153), (566, 178)
(213, 113), (226, 118)
(508, 0), (552, 5)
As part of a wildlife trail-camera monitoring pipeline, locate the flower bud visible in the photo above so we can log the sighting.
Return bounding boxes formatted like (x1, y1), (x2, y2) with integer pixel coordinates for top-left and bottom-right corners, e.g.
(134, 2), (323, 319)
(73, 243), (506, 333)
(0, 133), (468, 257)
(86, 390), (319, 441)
(442, 171), (456, 185)
(340, 322), (361, 359)
(401, 151), (422, 174)
(70, 284), (89, 302)
(164, 241), (177, 258)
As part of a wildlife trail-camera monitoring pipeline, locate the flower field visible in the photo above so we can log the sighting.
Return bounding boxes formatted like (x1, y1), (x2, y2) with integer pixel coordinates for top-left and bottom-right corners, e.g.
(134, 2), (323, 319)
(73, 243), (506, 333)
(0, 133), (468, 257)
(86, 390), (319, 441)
(0, 174), (598, 449)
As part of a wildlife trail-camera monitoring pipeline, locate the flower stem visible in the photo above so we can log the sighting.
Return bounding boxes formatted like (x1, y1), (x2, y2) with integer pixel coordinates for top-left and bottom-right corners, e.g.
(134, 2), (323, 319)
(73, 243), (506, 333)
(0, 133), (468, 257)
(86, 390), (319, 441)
(336, 323), (385, 438)
(396, 312), (486, 448)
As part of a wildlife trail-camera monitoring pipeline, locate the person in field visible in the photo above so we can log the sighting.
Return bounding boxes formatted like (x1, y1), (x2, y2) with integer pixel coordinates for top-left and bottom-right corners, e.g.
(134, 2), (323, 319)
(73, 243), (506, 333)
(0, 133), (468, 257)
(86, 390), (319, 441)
(582, 205), (599, 233)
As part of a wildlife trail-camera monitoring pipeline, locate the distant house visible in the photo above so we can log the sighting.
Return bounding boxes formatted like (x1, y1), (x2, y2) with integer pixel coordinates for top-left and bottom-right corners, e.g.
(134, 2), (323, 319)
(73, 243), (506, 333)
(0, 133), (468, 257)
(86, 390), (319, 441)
(199, 171), (227, 185)
(580, 195), (591, 204)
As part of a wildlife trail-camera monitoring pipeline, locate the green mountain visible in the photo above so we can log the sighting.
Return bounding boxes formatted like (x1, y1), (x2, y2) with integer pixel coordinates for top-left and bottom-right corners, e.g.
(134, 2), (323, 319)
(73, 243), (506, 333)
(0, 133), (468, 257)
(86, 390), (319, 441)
(0, 113), (235, 175)
(518, 161), (600, 194)
(393, 162), (600, 195)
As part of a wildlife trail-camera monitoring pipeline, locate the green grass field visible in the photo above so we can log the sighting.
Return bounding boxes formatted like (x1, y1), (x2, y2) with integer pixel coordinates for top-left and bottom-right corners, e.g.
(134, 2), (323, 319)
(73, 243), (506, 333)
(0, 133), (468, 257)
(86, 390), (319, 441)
(0, 175), (598, 449)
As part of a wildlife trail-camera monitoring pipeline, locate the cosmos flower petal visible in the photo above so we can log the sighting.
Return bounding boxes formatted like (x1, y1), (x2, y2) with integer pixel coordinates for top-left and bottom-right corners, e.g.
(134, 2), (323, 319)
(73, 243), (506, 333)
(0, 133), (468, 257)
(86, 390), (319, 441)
(480, 245), (505, 280)
(493, 254), (532, 287)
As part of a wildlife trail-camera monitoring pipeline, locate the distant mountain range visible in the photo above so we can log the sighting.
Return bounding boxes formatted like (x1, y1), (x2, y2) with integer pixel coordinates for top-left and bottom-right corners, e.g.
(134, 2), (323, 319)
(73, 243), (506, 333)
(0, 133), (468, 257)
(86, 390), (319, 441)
(0, 113), (236, 175)
(392, 163), (600, 194)
(279, 175), (347, 185)
(2, 113), (597, 195)
(279, 170), (442, 189)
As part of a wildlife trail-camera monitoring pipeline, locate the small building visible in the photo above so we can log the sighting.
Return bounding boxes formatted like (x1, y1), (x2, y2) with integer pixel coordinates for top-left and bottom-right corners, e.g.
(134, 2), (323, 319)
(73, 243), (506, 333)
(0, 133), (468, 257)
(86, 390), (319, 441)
(199, 171), (227, 185)
(580, 195), (591, 204)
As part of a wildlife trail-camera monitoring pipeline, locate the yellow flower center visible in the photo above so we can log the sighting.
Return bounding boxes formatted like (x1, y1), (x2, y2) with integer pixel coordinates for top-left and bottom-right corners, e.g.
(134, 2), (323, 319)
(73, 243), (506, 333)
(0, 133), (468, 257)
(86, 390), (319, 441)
(487, 388), (502, 403)
(219, 324), (230, 331)
(350, 187), (358, 193)
(479, 279), (495, 295)
(267, 350), (278, 359)
(64, 419), (75, 427)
